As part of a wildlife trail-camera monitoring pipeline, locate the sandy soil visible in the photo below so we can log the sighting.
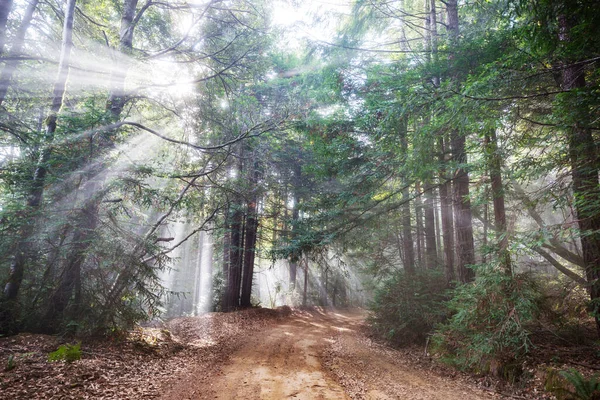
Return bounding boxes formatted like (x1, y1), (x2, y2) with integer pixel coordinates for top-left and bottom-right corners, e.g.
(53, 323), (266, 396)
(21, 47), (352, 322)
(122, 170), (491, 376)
(160, 309), (500, 400)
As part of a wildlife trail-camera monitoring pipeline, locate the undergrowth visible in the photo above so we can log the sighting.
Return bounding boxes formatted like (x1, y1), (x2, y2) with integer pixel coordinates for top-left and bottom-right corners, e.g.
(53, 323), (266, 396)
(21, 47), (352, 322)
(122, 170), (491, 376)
(368, 269), (449, 345)
(433, 266), (542, 380)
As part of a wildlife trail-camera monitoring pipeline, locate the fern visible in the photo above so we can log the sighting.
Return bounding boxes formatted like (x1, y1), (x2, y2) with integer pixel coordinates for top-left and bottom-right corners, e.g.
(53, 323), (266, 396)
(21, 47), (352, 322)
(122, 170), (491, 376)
(558, 369), (600, 400)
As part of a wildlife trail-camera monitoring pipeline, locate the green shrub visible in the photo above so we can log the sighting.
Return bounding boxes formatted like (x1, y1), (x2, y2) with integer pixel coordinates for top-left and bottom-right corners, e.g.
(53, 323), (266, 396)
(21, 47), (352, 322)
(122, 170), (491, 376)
(433, 266), (541, 379)
(48, 343), (81, 363)
(556, 369), (600, 400)
(368, 269), (450, 345)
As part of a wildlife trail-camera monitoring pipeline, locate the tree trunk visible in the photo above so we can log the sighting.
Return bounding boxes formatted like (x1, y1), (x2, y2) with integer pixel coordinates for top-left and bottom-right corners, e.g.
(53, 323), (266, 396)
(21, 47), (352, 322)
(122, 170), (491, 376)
(224, 206), (243, 311)
(429, 0), (440, 87)
(107, 0), (139, 119)
(451, 132), (475, 283)
(485, 128), (511, 274)
(302, 256), (308, 307)
(401, 186), (415, 273)
(240, 161), (260, 308)
(558, 13), (600, 335)
(0, 0), (39, 106)
(222, 207), (231, 285)
(424, 180), (438, 269)
(400, 120), (415, 273)
(446, 0), (475, 283)
(192, 231), (205, 315)
(438, 137), (455, 283)
(415, 181), (424, 267)
(223, 148), (245, 311)
(289, 165), (301, 289)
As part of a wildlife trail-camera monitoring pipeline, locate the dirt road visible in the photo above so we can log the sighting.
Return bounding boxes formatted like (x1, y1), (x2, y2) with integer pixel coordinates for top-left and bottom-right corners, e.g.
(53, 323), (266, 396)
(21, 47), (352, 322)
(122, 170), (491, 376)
(160, 309), (499, 400)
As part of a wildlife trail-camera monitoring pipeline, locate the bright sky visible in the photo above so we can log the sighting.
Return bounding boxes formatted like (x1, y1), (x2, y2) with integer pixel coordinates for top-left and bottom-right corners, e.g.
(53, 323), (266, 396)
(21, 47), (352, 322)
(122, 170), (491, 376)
(271, 0), (352, 49)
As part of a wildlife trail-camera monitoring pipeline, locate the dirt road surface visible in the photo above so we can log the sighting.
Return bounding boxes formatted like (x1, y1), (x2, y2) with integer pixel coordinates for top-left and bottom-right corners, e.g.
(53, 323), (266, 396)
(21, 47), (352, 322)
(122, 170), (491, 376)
(159, 309), (500, 400)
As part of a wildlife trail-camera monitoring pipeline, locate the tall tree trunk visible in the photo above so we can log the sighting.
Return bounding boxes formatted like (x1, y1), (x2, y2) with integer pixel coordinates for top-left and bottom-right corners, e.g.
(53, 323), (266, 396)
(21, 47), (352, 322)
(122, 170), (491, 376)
(446, 0), (475, 283)
(0, 0), (13, 55)
(434, 191), (442, 262)
(0, 0), (39, 106)
(485, 128), (511, 274)
(415, 181), (424, 267)
(224, 205), (243, 311)
(558, 13), (600, 335)
(429, 0), (440, 87)
(289, 165), (301, 289)
(424, 180), (438, 269)
(401, 186), (415, 273)
(192, 231), (205, 315)
(221, 205), (231, 311)
(107, 0), (140, 119)
(2, 0), (76, 310)
(438, 136), (455, 283)
(482, 199), (488, 263)
(240, 161), (260, 308)
(451, 132), (475, 283)
(302, 256), (308, 307)
(223, 150), (245, 311)
(400, 120), (415, 273)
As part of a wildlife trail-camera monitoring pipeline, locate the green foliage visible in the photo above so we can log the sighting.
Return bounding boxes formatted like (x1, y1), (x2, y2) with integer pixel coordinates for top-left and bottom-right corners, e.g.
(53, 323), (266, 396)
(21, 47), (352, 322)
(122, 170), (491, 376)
(368, 269), (450, 345)
(47, 343), (81, 363)
(559, 369), (600, 400)
(433, 266), (542, 378)
(547, 368), (600, 400)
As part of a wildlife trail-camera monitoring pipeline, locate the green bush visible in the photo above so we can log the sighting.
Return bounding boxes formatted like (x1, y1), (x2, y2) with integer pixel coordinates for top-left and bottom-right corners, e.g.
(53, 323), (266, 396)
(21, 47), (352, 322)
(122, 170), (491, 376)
(433, 266), (541, 379)
(368, 269), (450, 345)
(556, 369), (600, 400)
(48, 343), (81, 363)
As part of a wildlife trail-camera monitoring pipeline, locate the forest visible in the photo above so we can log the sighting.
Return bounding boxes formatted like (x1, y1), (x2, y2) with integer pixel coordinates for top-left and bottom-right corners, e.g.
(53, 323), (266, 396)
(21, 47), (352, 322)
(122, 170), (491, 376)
(0, 0), (599, 398)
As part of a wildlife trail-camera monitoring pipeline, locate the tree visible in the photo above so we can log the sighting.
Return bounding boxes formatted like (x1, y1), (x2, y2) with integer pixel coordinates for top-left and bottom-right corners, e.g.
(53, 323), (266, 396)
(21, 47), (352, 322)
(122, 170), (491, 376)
(554, 2), (600, 334)
(446, 0), (475, 283)
(2, 0), (77, 329)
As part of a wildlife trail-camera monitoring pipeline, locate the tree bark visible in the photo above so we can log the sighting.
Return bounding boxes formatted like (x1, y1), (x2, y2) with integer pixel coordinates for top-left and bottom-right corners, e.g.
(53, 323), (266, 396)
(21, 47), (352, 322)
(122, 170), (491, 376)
(0, 0), (39, 106)
(289, 164), (301, 288)
(107, 0), (139, 119)
(222, 207), (231, 288)
(240, 160), (260, 308)
(438, 136), (455, 283)
(399, 121), (415, 273)
(223, 150), (245, 311)
(415, 181), (424, 267)
(446, 0), (475, 283)
(424, 180), (438, 269)
(224, 205), (243, 311)
(485, 128), (511, 274)
(558, 13), (600, 335)
(451, 132), (475, 283)
(302, 256), (308, 307)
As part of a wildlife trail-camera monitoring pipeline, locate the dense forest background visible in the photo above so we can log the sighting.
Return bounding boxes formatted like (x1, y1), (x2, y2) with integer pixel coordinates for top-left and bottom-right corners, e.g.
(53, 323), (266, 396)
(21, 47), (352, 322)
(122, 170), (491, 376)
(0, 0), (599, 380)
